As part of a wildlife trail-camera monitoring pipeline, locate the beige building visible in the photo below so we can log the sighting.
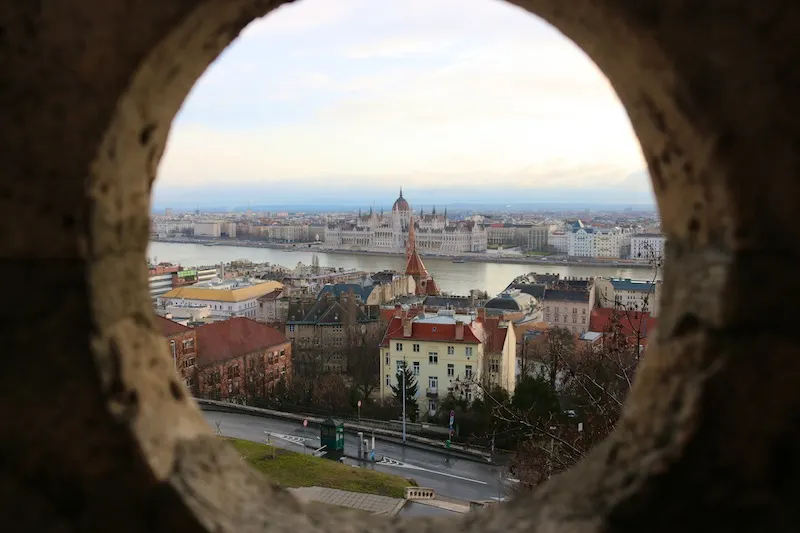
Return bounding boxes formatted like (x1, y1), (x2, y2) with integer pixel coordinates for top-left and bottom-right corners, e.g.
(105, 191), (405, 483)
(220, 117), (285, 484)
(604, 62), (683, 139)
(541, 283), (596, 335)
(477, 316), (517, 395)
(379, 313), (487, 417)
(194, 221), (221, 237)
(257, 288), (288, 324)
(486, 224), (549, 251)
(594, 277), (662, 317)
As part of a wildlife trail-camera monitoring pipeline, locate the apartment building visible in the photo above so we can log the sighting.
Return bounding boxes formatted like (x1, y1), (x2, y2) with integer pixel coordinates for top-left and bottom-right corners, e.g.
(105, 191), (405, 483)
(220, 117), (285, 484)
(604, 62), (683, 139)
(631, 233), (666, 261)
(285, 293), (382, 376)
(379, 314), (484, 417)
(487, 223), (549, 251)
(594, 277), (662, 316)
(541, 283), (597, 335)
(155, 316), (197, 391)
(194, 317), (291, 401)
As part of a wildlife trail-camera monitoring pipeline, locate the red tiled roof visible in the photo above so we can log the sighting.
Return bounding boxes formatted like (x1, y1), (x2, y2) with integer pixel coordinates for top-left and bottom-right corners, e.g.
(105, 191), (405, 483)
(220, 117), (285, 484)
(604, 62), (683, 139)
(476, 316), (508, 353)
(380, 317), (481, 346)
(155, 315), (192, 337)
(589, 307), (658, 345)
(195, 317), (289, 366)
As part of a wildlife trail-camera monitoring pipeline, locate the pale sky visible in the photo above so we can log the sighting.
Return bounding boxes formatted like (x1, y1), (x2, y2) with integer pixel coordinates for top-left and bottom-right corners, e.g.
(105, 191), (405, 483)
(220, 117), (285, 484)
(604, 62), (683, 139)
(154, 0), (653, 208)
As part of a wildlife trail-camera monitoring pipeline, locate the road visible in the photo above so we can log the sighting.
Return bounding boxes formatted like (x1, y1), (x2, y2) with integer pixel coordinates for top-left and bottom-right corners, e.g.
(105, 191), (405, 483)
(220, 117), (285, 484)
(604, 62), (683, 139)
(204, 410), (511, 502)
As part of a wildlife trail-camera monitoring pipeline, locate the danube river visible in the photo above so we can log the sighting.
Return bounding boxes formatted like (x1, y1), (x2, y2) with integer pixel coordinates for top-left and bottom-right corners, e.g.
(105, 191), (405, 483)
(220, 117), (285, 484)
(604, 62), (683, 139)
(148, 242), (659, 297)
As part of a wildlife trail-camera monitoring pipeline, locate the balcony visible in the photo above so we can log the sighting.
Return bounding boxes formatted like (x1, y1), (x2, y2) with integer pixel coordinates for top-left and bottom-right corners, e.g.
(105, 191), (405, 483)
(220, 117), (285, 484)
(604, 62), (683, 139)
(426, 387), (439, 398)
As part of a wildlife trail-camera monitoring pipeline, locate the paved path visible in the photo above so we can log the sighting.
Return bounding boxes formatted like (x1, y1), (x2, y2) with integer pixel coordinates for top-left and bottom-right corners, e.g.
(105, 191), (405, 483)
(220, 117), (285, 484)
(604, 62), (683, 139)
(289, 487), (405, 516)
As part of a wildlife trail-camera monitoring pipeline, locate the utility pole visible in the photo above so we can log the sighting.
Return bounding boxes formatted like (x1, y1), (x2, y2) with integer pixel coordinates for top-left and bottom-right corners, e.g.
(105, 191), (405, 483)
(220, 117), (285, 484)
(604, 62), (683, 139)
(401, 360), (407, 443)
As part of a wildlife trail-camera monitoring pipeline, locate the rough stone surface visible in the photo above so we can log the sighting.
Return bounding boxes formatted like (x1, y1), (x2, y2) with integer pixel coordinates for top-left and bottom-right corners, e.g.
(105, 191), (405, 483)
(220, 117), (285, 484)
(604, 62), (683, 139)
(1, 0), (799, 532)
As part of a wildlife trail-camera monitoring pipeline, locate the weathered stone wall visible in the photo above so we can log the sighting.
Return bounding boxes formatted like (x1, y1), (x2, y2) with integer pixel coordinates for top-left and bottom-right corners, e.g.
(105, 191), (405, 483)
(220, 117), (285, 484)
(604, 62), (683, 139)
(1, 1), (799, 532)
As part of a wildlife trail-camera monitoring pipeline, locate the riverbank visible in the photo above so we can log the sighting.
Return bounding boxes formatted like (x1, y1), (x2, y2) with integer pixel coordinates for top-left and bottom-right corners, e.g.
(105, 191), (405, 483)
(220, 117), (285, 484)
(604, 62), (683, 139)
(150, 236), (656, 270)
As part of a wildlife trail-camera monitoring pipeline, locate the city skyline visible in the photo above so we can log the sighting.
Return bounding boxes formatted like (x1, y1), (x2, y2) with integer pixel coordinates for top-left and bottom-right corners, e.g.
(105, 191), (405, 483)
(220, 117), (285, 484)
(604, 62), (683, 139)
(154, 0), (654, 209)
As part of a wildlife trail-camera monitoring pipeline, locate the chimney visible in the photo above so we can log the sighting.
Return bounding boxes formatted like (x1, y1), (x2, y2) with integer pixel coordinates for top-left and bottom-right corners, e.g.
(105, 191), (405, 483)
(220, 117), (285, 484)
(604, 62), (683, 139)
(394, 304), (403, 318)
(403, 318), (413, 338)
(455, 320), (465, 341)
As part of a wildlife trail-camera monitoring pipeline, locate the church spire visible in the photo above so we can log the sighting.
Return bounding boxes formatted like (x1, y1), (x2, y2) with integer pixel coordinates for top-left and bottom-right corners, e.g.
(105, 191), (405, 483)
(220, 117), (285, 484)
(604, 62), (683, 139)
(432, 205), (437, 215)
(444, 206), (447, 219)
(399, 186), (403, 198)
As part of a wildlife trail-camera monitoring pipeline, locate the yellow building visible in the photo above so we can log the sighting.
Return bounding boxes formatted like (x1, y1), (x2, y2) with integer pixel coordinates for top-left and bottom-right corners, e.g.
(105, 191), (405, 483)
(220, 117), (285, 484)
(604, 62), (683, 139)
(158, 278), (282, 321)
(379, 313), (488, 417)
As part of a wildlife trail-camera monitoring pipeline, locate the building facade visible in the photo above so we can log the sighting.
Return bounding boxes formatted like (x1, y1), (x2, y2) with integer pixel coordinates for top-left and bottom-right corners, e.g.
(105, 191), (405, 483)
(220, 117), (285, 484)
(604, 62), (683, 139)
(594, 277), (662, 317)
(158, 278), (283, 320)
(541, 282), (597, 335)
(194, 317), (291, 402)
(630, 233), (666, 261)
(486, 224), (549, 251)
(156, 316), (198, 392)
(548, 220), (633, 258)
(379, 314), (484, 417)
(285, 293), (383, 376)
(325, 189), (488, 253)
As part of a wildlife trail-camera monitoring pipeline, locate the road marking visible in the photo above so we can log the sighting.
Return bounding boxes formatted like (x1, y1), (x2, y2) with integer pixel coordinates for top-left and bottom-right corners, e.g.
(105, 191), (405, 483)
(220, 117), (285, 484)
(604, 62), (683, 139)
(378, 457), (487, 485)
(265, 432), (306, 447)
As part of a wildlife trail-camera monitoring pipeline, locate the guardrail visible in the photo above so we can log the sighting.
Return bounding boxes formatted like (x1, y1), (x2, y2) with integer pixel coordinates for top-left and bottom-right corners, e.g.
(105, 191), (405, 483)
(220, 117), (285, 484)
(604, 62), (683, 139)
(197, 398), (492, 461)
(404, 487), (435, 500)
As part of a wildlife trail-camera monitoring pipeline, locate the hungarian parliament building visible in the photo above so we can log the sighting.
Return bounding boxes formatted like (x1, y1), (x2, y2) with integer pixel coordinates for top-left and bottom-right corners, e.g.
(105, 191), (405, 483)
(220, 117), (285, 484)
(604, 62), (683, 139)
(324, 190), (488, 254)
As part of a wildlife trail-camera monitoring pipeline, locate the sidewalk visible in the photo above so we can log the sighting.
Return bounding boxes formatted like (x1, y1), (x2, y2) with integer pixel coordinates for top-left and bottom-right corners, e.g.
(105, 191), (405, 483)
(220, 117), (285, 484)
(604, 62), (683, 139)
(289, 487), (406, 516)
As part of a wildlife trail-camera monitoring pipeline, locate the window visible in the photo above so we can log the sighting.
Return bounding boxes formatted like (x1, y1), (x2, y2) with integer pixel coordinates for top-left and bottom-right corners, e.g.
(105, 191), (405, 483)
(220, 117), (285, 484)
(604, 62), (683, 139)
(412, 361), (420, 375)
(573, 316), (577, 323)
(183, 338), (194, 349)
(413, 343), (420, 352)
(489, 359), (499, 373)
(447, 346), (455, 355)
(396, 360), (403, 372)
(429, 353), (438, 365)
(429, 376), (438, 389)
(465, 347), (473, 357)
(465, 390), (473, 402)
(582, 308), (587, 314)
(288, 324), (295, 333)
(582, 316), (586, 324)
(447, 364), (454, 377)
(386, 375), (391, 386)
(555, 315), (559, 322)
(465, 365), (473, 379)
(428, 400), (437, 413)
(395, 342), (403, 351)
(385, 354), (390, 366)
(280, 349), (285, 358)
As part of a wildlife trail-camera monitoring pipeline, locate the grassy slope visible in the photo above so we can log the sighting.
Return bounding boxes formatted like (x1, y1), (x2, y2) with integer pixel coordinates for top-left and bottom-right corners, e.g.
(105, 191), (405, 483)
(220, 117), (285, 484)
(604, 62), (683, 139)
(228, 438), (416, 498)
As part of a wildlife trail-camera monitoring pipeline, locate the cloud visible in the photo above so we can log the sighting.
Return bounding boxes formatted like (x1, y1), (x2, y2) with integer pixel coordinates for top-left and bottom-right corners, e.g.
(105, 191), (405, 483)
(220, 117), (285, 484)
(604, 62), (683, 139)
(158, 0), (649, 204)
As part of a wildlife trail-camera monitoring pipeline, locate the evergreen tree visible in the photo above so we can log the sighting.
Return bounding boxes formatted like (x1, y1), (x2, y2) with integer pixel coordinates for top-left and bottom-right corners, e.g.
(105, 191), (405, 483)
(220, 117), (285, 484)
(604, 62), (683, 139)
(390, 362), (419, 422)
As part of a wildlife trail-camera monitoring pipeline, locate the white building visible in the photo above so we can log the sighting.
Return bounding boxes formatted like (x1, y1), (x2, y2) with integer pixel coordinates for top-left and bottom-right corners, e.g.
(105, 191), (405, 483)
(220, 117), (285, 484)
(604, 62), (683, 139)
(549, 220), (632, 258)
(325, 190), (488, 254)
(631, 233), (666, 261)
(157, 278), (283, 320)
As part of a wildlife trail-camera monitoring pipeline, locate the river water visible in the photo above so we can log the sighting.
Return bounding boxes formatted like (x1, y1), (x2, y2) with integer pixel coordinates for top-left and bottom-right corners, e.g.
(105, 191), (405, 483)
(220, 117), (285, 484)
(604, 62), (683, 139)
(148, 242), (658, 297)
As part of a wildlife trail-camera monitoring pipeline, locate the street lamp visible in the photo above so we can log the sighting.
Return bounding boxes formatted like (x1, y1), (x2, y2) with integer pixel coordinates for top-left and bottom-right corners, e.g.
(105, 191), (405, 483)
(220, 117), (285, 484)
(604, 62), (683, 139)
(357, 399), (362, 424)
(401, 359), (407, 443)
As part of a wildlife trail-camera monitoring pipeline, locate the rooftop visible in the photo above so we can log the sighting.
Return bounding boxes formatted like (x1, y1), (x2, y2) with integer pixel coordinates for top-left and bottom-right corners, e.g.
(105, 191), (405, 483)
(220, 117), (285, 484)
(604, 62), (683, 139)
(160, 279), (283, 303)
(195, 317), (288, 366)
(607, 278), (657, 292)
(380, 316), (481, 346)
(154, 315), (192, 337)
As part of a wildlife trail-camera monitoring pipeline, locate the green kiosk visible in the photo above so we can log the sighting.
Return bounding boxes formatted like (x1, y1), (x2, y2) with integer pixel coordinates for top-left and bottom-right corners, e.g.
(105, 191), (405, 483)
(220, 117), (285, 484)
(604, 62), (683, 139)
(319, 417), (345, 458)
